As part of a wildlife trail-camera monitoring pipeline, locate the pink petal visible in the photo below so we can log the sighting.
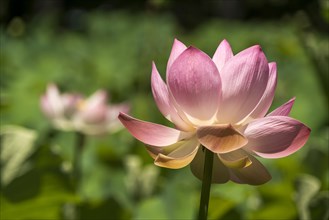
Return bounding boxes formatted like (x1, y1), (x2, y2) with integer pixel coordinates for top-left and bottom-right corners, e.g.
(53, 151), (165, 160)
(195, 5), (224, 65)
(118, 112), (192, 146)
(168, 47), (222, 121)
(267, 97), (295, 116)
(81, 107), (107, 123)
(196, 124), (248, 153)
(212, 39), (233, 72)
(166, 38), (187, 74)
(217, 45), (269, 124)
(249, 62), (278, 119)
(228, 155), (272, 185)
(86, 90), (107, 108)
(154, 137), (199, 169)
(46, 84), (64, 117)
(146, 138), (197, 159)
(190, 147), (230, 183)
(244, 116), (311, 158)
(79, 91), (108, 123)
(151, 62), (192, 131)
(40, 95), (54, 118)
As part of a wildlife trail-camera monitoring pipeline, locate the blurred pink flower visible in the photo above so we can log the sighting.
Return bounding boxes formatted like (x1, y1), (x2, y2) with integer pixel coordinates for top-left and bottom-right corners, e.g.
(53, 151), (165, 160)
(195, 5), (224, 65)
(73, 90), (130, 135)
(41, 84), (129, 135)
(40, 83), (81, 131)
(118, 39), (311, 185)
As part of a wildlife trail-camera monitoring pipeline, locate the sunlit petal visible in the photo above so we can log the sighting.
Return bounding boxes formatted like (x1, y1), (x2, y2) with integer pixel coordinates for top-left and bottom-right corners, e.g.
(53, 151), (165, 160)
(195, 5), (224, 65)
(212, 39), (233, 72)
(168, 47), (222, 121)
(151, 62), (192, 131)
(154, 138), (199, 169)
(196, 124), (248, 153)
(118, 112), (192, 146)
(167, 38), (187, 74)
(267, 97), (295, 116)
(249, 62), (278, 119)
(218, 45), (269, 124)
(244, 116), (311, 158)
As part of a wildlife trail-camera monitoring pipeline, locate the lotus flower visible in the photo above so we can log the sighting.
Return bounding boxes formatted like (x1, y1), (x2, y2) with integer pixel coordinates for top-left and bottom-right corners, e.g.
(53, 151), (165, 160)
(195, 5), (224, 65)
(40, 83), (81, 131)
(73, 90), (130, 135)
(118, 39), (311, 185)
(41, 84), (129, 135)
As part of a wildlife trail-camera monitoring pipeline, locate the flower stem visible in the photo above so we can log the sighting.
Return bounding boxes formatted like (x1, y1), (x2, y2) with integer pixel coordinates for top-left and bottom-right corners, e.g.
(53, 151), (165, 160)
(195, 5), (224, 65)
(72, 132), (85, 189)
(71, 132), (86, 220)
(198, 147), (214, 220)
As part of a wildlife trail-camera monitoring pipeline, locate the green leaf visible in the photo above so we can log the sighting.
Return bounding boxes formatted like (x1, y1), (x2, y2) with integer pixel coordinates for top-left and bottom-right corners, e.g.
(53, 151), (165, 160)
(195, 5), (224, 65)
(1, 173), (76, 220)
(0, 125), (38, 186)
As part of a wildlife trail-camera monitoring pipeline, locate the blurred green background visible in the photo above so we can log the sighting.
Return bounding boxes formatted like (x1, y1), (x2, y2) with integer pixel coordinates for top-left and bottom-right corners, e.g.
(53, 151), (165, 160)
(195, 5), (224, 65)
(0, 0), (328, 219)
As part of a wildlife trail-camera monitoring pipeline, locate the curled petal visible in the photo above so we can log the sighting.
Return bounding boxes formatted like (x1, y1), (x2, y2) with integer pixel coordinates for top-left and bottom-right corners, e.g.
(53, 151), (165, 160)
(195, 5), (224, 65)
(228, 155), (272, 185)
(218, 45), (269, 124)
(212, 39), (233, 72)
(268, 97), (295, 116)
(190, 147), (230, 183)
(154, 137), (199, 169)
(167, 38), (187, 74)
(244, 116), (311, 158)
(151, 62), (192, 131)
(118, 112), (192, 146)
(168, 47), (222, 121)
(145, 140), (188, 159)
(196, 124), (248, 153)
(249, 62), (278, 119)
(219, 149), (252, 169)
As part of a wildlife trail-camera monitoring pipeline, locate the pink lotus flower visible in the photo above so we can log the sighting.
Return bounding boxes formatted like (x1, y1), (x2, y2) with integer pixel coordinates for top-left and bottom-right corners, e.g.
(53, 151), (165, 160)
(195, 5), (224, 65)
(73, 90), (130, 135)
(118, 39), (311, 185)
(41, 84), (129, 135)
(40, 83), (81, 131)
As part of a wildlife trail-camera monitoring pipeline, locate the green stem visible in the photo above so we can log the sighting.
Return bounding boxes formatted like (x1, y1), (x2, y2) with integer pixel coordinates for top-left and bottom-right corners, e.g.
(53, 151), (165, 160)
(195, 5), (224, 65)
(72, 132), (85, 189)
(198, 147), (214, 220)
(71, 132), (86, 220)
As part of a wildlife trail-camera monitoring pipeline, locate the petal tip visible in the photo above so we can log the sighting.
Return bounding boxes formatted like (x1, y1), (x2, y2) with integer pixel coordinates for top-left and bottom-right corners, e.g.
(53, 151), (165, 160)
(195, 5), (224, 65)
(151, 62), (158, 72)
(173, 38), (182, 44)
(220, 39), (230, 46)
(247, 45), (263, 54)
(269, 61), (277, 66)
